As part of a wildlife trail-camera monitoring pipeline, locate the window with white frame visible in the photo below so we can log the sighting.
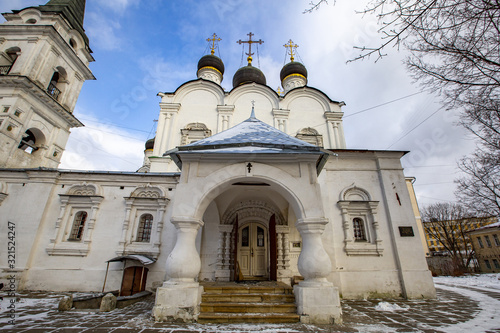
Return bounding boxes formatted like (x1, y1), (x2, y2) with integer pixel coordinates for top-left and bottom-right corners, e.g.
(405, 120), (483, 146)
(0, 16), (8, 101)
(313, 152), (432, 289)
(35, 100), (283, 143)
(338, 185), (382, 256)
(118, 185), (169, 258)
(180, 123), (211, 145)
(46, 184), (103, 256)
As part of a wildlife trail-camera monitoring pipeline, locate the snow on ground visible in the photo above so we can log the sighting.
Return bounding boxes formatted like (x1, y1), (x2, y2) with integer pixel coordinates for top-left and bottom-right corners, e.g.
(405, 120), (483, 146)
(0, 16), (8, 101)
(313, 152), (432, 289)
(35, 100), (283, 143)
(375, 302), (409, 312)
(437, 283), (500, 333)
(434, 273), (500, 290)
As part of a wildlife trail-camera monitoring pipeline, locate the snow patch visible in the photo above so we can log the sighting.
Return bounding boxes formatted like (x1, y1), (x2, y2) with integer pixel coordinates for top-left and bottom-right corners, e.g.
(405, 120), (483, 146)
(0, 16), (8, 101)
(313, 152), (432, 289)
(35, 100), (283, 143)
(437, 283), (500, 332)
(374, 302), (409, 312)
(434, 273), (500, 290)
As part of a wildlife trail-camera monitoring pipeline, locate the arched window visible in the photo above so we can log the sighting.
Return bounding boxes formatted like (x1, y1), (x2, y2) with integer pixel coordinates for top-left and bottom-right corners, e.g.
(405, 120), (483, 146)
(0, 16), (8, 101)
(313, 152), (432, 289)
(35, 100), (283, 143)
(136, 214), (153, 242)
(180, 123), (211, 145)
(69, 211), (87, 241)
(18, 128), (45, 154)
(353, 218), (367, 241)
(47, 67), (66, 101)
(0, 47), (20, 75)
(296, 127), (324, 147)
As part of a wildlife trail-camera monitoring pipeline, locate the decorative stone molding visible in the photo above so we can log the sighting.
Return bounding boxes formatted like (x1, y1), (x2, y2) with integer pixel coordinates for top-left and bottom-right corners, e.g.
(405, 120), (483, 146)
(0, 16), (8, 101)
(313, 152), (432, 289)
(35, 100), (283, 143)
(338, 184), (382, 256)
(324, 111), (346, 149)
(180, 123), (211, 145)
(272, 108), (290, 132)
(221, 200), (286, 226)
(296, 127), (323, 147)
(46, 183), (104, 256)
(217, 104), (235, 132)
(117, 185), (169, 259)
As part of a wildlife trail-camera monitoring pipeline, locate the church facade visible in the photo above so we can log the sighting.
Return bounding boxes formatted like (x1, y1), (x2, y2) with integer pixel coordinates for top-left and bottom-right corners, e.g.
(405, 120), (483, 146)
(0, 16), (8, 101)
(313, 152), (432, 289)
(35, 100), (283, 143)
(0, 1), (435, 324)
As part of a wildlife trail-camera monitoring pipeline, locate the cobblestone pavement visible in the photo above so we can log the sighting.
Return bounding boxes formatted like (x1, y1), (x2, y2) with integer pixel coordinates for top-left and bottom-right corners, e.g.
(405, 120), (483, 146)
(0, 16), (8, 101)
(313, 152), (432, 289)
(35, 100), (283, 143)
(1, 284), (499, 333)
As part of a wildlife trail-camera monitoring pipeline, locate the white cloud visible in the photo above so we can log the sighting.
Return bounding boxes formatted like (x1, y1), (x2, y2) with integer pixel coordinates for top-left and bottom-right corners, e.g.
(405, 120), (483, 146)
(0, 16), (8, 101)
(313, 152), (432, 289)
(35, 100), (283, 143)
(85, 12), (122, 51)
(60, 113), (144, 172)
(96, 0), (138, 15)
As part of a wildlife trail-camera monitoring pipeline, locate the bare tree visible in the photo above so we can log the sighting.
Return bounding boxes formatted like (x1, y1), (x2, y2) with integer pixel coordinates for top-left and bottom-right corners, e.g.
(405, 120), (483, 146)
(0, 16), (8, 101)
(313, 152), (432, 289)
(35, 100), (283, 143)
(456, 151), (500, 216)
(421, 203), (475, 274)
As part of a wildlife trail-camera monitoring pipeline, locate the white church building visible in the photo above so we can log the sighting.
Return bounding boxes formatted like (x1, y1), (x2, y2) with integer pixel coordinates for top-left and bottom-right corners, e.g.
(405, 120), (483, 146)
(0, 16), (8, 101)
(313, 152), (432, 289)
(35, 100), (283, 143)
(0, 0), (435, 324)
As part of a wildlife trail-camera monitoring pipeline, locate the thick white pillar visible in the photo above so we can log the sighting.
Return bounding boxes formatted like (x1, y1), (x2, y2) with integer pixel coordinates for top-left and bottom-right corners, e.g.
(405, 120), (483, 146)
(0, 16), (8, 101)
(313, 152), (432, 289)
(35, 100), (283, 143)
(294, 218), (342, 324)
(153, 217), (204, 322)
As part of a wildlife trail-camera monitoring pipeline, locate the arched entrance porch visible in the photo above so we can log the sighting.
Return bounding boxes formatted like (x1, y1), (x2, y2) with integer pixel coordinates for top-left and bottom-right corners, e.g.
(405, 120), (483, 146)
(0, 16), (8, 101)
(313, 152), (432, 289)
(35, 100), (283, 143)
(209, 199), (291, 283)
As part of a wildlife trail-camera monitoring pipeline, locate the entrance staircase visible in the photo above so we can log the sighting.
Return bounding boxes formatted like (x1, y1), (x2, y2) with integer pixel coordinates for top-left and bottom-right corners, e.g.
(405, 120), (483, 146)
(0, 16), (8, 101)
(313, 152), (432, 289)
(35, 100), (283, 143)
(198, 282), (300, 323)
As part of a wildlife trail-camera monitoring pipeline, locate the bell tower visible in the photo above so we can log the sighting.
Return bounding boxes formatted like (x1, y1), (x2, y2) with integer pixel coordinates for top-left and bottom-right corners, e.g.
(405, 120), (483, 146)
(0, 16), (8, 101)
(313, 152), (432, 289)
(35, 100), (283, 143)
(0, 0), (94, 168)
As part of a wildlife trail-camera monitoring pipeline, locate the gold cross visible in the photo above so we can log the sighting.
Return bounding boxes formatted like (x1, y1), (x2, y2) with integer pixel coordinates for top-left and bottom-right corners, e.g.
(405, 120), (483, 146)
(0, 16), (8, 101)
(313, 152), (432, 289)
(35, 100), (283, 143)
(277, 87), (283, 95)
(207, 33), (221, 55)
(284, 39), (299, 62)
(237, 32), (264, 64)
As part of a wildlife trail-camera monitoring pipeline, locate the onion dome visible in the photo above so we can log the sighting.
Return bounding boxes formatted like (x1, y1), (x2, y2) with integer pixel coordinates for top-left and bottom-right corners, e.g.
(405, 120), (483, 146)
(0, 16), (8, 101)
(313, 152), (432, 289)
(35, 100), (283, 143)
(280, 61), (307, 82)
(280, 61), (307, 93)
(197, 54), (224, 84)
(232, 63), (267, 88)
(145, 137), (155, 150)
(198, 54), (225, 76)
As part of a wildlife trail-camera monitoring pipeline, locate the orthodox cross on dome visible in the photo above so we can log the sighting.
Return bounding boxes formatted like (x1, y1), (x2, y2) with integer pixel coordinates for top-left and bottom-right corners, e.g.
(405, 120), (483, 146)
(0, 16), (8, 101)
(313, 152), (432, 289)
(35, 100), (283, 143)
(250, 100), (256, 118)
(237, 32), (264, 65)
(207, 33), (221, 55)
(284, 39), (299, 62)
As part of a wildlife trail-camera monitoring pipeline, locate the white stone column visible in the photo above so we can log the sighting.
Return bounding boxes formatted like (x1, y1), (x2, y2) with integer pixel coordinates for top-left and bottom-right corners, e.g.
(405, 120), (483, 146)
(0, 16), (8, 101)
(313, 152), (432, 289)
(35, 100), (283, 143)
(153, 216), (204, 322)
(272, 109), (290, 132)
(294, 217), (342, 324)
(217, 105), (235, 133)
(276, 225), (290, 282)
(324, 112), (346, 149)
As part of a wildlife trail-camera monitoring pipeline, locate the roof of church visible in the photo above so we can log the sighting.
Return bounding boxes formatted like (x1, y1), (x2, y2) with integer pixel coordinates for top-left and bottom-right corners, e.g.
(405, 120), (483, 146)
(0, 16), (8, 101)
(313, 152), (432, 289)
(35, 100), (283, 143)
(179, 111), (318, 152)
(14, 0), (89, 47)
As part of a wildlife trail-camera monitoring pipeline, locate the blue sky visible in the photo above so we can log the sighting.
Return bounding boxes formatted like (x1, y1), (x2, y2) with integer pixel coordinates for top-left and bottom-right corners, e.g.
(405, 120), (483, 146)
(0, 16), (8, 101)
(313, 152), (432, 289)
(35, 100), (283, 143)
(0, 0), (477, 207)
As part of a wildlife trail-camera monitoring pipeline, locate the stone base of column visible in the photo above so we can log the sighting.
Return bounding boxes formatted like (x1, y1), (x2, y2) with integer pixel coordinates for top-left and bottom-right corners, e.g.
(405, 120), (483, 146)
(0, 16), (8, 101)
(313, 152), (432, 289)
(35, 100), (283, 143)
(294, 281), (342, 324)
(152, 282), (203, 323)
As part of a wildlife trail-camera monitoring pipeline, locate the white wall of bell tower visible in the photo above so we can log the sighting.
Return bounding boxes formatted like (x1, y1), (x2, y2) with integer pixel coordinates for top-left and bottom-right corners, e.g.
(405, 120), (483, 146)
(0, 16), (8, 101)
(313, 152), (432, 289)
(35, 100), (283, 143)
(0, 3), (95, 169)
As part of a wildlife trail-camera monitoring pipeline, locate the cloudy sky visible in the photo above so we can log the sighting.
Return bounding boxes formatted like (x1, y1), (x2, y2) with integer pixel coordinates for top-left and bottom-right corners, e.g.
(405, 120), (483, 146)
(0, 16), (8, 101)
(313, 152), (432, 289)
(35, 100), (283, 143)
(1, 0), (477, 207)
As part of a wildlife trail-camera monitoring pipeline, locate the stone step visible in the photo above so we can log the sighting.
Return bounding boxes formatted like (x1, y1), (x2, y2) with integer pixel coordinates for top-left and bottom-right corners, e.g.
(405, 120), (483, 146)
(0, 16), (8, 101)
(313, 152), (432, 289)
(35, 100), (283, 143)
(198, 312), (300, 324)
(203, 285), (293, 295)
(202, 293), (295, 303)
(201, 302), (297, 314)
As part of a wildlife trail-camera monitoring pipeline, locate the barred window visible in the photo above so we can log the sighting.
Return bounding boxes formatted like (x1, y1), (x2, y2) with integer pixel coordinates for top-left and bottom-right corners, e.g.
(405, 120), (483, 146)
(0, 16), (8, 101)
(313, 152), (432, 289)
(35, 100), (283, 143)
(68, 211), (87, 241)
(353, 218), (367, 241)
(136, 214), (153, 242)
(477, 237), (484, 248)
(493, 234), (500, 247)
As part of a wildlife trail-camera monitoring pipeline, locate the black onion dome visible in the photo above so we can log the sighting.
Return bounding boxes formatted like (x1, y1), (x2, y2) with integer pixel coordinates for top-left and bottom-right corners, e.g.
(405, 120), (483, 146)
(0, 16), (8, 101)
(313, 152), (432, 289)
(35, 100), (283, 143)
(197, 54), (225, 75)
(232, 65), (267, 88)
(280, 61), (308, 82)
(145, 137), (155, 150)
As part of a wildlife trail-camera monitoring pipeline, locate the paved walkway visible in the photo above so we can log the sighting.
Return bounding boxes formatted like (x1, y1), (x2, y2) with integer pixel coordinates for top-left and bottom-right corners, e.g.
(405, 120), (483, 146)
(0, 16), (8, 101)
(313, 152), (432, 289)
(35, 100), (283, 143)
(1, 284), (499, 332)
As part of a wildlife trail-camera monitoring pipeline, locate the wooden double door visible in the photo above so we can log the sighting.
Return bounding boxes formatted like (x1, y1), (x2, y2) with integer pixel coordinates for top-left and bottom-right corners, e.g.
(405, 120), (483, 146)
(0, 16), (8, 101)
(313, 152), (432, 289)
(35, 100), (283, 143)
(120, 266), (148, 296)
(237, 223), (269, 279)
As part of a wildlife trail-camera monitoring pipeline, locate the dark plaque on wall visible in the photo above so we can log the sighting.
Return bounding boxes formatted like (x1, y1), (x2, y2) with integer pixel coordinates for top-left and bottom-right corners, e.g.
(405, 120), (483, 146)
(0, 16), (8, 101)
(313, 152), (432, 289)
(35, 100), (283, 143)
(399, 226), (414, 237)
